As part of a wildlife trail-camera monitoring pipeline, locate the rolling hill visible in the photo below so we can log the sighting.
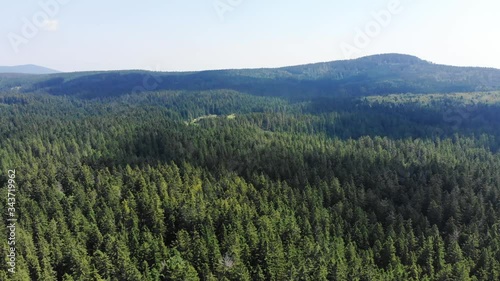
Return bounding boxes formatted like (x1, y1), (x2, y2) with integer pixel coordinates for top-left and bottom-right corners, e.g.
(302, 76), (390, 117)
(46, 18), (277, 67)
(2, 54), (500, 98)
(0, 64), (60, 75)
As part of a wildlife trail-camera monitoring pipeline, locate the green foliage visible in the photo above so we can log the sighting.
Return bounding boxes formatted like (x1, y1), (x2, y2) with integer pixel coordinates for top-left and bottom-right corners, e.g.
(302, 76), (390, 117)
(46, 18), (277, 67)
(1, 86), (500, 280)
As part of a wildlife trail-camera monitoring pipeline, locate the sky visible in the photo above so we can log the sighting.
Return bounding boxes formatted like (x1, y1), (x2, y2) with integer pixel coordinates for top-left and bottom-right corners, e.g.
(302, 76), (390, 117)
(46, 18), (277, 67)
(0, 0), (499, 72)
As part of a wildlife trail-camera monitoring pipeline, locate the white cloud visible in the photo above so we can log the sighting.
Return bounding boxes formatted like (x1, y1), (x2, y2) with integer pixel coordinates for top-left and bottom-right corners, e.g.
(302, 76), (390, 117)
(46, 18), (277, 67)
(42, 19), (59, 31)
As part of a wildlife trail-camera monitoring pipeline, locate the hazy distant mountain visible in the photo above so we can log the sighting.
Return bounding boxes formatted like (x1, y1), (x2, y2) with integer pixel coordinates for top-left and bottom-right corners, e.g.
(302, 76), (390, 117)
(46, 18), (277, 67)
(0, 64), (60, 75)
(2, 54), (500, 98)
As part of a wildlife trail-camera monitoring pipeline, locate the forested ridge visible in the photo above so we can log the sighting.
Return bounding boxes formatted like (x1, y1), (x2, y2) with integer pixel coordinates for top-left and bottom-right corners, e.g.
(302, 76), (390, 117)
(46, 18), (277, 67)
(3, 54), (500, 99)
(1, 65), (500, 280)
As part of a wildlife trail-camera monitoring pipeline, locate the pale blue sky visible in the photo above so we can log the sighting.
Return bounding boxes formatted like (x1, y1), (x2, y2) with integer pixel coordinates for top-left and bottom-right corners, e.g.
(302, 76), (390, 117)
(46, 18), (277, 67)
(1, 0), (498, 72)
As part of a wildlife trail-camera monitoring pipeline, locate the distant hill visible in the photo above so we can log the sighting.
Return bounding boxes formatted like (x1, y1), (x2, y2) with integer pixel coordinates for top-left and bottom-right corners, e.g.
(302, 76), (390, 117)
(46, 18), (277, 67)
(0, 64), (60, 75)
(2, 54), (500, 98)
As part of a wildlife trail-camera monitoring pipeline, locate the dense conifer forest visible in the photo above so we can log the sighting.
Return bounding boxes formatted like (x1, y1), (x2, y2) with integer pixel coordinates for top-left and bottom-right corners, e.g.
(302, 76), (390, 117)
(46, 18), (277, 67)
(1, 55), (500, 280)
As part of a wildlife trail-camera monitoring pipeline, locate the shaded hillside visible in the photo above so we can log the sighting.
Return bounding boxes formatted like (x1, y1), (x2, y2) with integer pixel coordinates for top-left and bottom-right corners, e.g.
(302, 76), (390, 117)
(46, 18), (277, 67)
(2, 54), (500, 98)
